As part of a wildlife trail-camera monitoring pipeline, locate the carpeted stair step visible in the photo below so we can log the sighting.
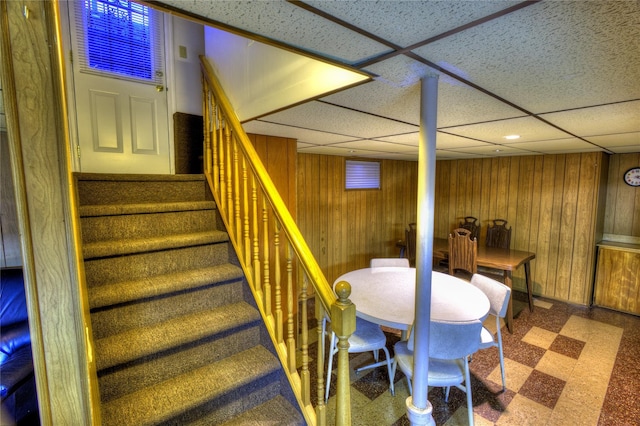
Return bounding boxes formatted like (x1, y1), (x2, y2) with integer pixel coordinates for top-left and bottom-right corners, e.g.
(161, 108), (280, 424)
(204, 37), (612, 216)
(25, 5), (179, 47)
(75, 173), (212, 205)
(98, 314), (263, 403)
(79, 201), (219, 243)
(84, 243), (233, 287)
(217, 395), (305, 426)
(82, 230), (229, 260)
(89, 263), (244, 309)
(90, 266), (246, 340)
(101, 345), (282, 426)
(95, 301), (260, 371)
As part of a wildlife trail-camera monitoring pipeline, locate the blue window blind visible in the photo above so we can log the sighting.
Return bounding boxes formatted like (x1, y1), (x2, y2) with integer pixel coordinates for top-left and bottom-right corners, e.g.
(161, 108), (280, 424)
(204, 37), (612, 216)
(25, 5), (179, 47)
(345, 160), (381, 189)
(75, 0), (164, 85)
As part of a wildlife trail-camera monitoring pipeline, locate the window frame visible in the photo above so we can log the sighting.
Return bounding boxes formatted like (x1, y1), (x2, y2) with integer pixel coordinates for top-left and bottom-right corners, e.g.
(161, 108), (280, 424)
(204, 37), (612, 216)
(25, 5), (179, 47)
(345, 158), (382, 190)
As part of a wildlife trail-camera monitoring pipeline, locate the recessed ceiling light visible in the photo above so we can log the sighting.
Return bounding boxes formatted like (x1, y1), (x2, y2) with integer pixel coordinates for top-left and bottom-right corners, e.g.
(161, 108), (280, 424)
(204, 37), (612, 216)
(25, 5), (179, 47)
(495, 149), (502, 153)
(504, 135), (520, 140)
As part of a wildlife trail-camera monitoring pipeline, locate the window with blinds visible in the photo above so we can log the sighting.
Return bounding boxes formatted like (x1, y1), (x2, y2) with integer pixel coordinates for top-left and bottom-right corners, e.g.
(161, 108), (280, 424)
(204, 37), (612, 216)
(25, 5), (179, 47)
(74, 0), (164, 85)
(345, 160), (381, 190)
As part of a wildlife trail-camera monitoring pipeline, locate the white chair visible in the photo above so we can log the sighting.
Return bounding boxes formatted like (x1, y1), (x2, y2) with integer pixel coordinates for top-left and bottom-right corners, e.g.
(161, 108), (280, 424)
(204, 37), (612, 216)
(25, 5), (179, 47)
(470, 273), (511, 391)
(392, 319), (482, 426)
(370, 258), (410, 268)
(325, 316), (394, 402)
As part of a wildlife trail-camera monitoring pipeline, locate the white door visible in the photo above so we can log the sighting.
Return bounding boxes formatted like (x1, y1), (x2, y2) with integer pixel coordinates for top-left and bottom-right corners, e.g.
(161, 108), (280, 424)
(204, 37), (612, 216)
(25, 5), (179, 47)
(68, 1), (171, 174)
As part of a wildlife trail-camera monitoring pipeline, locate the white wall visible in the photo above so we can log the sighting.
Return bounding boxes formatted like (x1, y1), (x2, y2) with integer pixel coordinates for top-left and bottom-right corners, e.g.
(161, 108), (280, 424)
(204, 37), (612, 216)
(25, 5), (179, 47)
(171, 16), (205, 116)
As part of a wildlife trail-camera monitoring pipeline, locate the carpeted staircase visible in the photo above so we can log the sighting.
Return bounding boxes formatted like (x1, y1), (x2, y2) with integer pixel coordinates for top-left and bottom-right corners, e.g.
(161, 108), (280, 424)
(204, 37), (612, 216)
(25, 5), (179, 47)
(75, 173), (305, 425)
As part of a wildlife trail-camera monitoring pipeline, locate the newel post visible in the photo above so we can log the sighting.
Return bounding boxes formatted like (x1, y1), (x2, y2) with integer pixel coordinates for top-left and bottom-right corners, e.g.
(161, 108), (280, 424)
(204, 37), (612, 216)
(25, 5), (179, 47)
(332, 281), (356, 426)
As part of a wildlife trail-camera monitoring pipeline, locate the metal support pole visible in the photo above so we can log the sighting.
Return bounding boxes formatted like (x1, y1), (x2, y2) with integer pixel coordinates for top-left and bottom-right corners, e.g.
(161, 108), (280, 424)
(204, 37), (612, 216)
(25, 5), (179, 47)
(406, 74), (439, 426)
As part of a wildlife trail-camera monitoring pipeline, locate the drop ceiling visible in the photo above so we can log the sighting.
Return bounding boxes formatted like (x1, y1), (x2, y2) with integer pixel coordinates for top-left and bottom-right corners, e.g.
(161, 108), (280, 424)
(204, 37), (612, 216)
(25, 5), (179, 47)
(156, 0), (640, 161)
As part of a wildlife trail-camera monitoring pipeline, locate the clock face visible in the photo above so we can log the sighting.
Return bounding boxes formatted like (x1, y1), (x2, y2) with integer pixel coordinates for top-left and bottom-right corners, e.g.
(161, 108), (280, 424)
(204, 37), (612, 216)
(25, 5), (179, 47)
(624, 167), (640, 187)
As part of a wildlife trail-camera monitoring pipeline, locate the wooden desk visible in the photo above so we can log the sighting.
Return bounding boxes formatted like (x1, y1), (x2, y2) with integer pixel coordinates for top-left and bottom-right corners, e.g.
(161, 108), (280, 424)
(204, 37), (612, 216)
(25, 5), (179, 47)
(433, 238), (536, 333)
(334, 268), (490, 332)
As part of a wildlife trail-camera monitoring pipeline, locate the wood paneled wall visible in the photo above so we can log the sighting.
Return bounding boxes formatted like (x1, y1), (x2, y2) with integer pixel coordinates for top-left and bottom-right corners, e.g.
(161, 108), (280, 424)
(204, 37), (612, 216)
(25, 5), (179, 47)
(248, 133), (297, 217)
(297, 154), (418, 284)
(604, 152), (640, 239)
(297, 152), (614, 306)
(434, 153), (607, 305)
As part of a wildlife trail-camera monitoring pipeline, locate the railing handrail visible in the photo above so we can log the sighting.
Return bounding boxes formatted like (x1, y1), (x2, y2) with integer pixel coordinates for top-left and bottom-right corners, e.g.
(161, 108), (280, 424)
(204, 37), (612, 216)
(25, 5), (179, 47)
(199, 55), (337, 315)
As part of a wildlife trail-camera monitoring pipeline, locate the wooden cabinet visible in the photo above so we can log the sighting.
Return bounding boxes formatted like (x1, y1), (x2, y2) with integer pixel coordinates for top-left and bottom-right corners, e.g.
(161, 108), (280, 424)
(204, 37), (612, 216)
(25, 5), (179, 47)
(593, 241), (640, 315)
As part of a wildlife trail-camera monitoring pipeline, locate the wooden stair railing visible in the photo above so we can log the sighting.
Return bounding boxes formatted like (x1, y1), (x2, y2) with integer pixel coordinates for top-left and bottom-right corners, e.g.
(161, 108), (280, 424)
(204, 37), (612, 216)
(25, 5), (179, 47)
(200, 55), (355, 426)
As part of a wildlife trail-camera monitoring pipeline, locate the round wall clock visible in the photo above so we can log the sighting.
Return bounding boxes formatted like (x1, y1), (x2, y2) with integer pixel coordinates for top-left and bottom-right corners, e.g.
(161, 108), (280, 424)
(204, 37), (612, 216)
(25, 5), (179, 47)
(623, 167), (640, 187)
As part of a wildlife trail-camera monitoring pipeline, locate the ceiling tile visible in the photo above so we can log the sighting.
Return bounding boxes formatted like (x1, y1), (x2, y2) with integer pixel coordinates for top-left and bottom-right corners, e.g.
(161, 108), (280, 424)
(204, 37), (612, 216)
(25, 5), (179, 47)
(255, 101), (418, 140)
(505, 138), (605, 154)
(446, 144), (535, 157)
(332, 139), (418, 154)
(442, 116), (571, 143)
(412, 1), (640, 113)
(242, 121), (354, 144)
(306, 0), (522, 47)
(162, 0), (388, 63)
(540, 101), (640, 137)
(586, 132), (640, 150)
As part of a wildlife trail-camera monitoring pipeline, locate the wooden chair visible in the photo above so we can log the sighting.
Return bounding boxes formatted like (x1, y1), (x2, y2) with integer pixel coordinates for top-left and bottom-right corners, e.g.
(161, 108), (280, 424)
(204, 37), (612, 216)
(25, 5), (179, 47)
(448, 228), (477, 279)
(485, 219), (511, 249)
(405, 223), (417, 267)
(459, 216), (480, 243)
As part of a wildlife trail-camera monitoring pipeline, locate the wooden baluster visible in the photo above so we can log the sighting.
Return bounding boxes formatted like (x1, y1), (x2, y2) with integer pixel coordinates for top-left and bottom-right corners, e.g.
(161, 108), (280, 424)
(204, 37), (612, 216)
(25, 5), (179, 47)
(220, 119), (232, 222)
(316, 297), (327, 426)
(299, 273), (310, 406)
(332, 281), (355, 426)
(242, 156), (251, 267)
(251, 174), (261, 298)
(201, 79), (210, 176)
(211, 97), (218, 191)
(232, 136), (241, 246)
(274, 219), (283, 343)
(286, 242), (296, 372)
(224, 122), (233, 229)
(262, 197), (272, 322)
(218, 117), (226, 214)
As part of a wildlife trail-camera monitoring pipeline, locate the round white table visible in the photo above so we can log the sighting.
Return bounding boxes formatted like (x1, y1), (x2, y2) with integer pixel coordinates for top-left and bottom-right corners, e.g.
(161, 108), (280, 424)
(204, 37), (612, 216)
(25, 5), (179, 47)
(334, 268), (490, 330)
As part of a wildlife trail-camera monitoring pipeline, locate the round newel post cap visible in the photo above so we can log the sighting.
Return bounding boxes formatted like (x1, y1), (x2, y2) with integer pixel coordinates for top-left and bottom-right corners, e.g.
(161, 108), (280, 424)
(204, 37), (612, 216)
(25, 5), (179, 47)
(334, 281), (352, 301)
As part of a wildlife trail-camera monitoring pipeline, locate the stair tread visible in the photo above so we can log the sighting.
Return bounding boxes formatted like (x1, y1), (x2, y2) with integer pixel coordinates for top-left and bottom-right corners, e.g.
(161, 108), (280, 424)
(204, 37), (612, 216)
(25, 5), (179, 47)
(75, 173), (206, 182)
(101, 346), (280, 426)
(218, 395), (304, 426)
(95, 301), (260, 370)
(80, 201), (216, 217)
(83, 230), (229, 259)
(89, 264), (244, 309)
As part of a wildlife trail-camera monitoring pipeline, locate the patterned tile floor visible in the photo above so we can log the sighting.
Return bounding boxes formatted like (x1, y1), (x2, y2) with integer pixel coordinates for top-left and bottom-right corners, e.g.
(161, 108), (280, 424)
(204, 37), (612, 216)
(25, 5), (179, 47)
(315, 291), (640, 425)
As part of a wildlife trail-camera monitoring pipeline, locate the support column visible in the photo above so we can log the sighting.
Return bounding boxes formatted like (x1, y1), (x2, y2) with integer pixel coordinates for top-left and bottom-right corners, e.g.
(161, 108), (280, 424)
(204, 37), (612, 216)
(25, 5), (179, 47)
(406, 74), (439, 426)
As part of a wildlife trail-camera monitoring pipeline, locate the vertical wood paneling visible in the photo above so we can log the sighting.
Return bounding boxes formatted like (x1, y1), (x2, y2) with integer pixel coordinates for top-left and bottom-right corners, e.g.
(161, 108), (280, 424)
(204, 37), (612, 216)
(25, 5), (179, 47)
(556, 154), (580, 300)
(295, 151), (632, 306)
(605, 152), (640, 238)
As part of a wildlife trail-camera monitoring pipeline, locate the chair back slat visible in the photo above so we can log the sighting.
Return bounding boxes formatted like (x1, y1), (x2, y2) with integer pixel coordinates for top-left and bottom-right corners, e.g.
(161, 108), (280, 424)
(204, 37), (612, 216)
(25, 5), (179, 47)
(405, 223), (417, 266)
(448, 228), (477, 276)
(485, 219), (511, 249)
(459, 216), (480, 242)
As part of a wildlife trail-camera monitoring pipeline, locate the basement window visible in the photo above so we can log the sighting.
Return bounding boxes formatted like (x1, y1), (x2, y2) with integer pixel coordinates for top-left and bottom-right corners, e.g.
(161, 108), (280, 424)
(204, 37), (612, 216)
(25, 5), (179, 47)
(74, 0), (165, 85)
(345, 160), (381, 190)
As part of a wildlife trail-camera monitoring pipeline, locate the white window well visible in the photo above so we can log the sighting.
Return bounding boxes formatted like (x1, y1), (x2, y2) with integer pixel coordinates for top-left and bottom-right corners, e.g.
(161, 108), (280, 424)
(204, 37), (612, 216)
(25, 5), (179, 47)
(345, 160), (381, 190)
